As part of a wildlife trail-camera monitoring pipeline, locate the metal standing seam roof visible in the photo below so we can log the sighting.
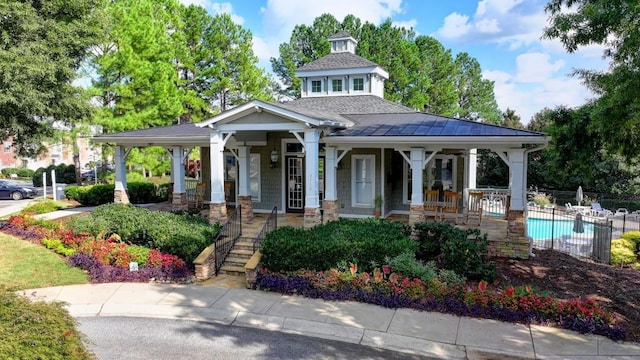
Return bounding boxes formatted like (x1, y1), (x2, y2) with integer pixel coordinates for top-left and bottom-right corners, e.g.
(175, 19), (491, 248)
(296, 52), (379, 72)
(334, 113), (545, 137)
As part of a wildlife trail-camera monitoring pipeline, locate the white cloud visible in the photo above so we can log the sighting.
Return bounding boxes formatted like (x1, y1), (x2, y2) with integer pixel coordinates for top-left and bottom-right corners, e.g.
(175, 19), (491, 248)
(515, 52), (564, 83)
(436, 12), (472, 39)
(475, 18), (500, 34)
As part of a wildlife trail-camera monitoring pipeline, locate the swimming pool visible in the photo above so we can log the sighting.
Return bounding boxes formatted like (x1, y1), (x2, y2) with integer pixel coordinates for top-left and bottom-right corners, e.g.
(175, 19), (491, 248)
(527, 218), (594, 240)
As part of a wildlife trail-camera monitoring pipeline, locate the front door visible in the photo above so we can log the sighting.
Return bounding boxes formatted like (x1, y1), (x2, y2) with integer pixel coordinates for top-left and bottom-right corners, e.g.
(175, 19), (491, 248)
(286, 156), (304, 213)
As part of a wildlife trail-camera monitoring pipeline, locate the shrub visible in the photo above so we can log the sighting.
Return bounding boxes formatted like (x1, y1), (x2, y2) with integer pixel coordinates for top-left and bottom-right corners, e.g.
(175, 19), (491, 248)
(387, 252), (437, 284)
(260, 218), (415, 273)
(413, 221), (496, 281)
(611, 238), (637, 266)
(127, 182), (157, 204)
(81, 204), (219, 265)
(64, 184), (114, 206)
(32, 164), (76, 187)
(127, 245), (151, 266)
(0, 289), (93, 359)
(1, 167), (34, 178)
(529, 192), (552, 206)
(20, 199), (66, 215)
(621, 231), (640, 252)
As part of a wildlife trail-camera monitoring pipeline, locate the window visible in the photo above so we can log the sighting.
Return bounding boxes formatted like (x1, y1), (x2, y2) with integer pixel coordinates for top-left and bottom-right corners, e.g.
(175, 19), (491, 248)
(353, 78), (364, 91)
(250, 154), (260, 202)
(352, 155), (375, 206)
(332, 40), (346, 52)
(311, 80), (322, 93)
(3, 142), (11, 153)
(331, 79), (342, 92)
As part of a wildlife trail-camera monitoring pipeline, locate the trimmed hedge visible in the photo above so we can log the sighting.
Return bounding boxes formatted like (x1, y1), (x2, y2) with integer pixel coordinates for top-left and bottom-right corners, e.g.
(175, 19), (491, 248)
(611, 238), (637, 266)
(64, 182), (169, 206)
(260, 218), (415, 273)
(33, 164), (76, 186)
(0, 167), (34, 178)
(68, 203), (219, 265)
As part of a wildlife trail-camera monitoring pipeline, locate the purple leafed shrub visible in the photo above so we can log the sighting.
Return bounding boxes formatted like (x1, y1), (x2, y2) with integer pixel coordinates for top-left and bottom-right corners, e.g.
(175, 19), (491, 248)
(67, 253), (192, 283)
(255, 272), (626, 341)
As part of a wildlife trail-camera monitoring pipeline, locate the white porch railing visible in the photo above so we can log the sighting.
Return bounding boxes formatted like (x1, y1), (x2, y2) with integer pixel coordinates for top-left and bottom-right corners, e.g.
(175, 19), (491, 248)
(467, 188), (510, 217)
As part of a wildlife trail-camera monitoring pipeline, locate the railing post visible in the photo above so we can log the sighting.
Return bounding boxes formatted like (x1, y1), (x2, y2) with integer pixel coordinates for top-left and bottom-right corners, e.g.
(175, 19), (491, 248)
(551, 208), (555, 250)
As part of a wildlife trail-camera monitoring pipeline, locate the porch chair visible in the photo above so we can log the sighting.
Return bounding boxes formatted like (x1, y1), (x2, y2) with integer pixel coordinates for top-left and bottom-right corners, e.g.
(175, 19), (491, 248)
(439, 191), (460, 224)
(424, 189), (439, 220)
(465, 191), (483, 225)
(194, 182), (206, 208)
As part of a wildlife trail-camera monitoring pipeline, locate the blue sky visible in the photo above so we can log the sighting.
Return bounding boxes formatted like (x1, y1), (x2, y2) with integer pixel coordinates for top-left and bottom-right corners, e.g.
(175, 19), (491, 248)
(180, 0), (609, 123)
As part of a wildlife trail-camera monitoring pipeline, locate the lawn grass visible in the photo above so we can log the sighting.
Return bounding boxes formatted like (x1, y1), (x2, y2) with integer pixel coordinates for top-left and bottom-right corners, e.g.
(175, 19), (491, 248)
(0, 233), (88, 290)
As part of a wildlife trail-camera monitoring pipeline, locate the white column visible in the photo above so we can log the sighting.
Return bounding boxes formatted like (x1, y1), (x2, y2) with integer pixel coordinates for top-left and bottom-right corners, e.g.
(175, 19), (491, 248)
(467, 148), (477, 189)
(410, 147), (425, 205)
(237, 146), (251, 197)
(508, 149), (526, 211)
(114, 145), (127, 192)
(209, 131), (226, 204)
(324, 146), (337, 201)
(171, 146), (185, 193)
(304, 130), (320, 208)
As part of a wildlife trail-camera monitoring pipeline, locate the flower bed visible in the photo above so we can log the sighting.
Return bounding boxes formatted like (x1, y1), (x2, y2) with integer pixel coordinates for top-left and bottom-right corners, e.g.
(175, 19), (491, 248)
(255, 267), (626, 341)
(0, 215), (192, 283)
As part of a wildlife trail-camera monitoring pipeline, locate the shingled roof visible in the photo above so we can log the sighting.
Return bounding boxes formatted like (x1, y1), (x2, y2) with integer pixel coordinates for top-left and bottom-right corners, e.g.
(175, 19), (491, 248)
(284, 95), (415, 115)
(296, 52), (378, 72)
(328, 30), (354, 40)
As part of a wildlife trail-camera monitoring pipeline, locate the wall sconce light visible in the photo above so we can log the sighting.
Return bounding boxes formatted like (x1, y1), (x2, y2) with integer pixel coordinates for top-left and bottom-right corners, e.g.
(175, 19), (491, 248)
(270, 149), (279, 168)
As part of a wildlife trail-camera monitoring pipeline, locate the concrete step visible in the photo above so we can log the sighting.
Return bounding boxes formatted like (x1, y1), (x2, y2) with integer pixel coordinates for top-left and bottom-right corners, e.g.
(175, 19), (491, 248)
(223, 256), (249, 267)
(229, 248), (253, 258)
(233, 241), (254, 251)
(219, 265), (245, 276)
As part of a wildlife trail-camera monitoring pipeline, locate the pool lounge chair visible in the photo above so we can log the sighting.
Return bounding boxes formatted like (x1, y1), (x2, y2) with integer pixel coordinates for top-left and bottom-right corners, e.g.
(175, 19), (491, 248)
(591, 202), (612, 217)
(614, 208), (629, 217)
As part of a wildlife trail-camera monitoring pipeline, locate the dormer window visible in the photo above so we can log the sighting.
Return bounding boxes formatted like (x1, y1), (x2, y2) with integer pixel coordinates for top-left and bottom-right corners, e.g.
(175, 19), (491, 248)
(331, 79), (342, 92)
(311, 80), (322, 93)
(332, 40), (346, 52)
(353, 78), (364, 91)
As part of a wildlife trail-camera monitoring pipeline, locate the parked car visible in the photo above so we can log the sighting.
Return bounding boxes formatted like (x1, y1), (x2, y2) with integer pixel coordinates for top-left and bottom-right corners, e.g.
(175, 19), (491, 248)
(0, 180), (37, 200)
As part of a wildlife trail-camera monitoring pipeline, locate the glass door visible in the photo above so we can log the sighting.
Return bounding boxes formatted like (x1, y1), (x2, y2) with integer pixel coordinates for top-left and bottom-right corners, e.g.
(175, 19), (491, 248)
(286, 156), (304, 212)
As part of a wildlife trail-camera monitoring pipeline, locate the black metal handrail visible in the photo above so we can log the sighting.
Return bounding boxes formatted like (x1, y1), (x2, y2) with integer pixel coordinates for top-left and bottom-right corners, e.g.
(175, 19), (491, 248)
(253, 206), (277, 253)
(214, 205), (242, 276)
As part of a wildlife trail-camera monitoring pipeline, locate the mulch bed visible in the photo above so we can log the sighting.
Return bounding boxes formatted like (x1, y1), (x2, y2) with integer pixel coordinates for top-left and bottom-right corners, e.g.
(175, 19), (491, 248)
(493, 249), (640, 342)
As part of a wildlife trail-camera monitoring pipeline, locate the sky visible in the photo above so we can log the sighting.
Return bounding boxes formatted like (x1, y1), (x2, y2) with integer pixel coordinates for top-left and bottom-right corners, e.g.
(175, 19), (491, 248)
(178, 0), (609, 124)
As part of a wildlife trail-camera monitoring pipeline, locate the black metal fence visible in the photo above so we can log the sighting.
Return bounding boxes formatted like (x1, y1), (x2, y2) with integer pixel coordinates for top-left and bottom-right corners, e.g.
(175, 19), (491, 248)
(213, 205), (242, 276)
(527, 207), (613, 263)
(253, 206), (277, 253)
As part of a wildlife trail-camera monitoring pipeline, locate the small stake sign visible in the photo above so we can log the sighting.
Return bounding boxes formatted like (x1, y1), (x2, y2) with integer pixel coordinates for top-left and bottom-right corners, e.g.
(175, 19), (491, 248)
(129, 262), (139, 272)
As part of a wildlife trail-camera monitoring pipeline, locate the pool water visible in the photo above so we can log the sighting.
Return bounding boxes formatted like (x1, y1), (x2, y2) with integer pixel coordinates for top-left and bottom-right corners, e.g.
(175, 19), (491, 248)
(527, 218), (594, 240)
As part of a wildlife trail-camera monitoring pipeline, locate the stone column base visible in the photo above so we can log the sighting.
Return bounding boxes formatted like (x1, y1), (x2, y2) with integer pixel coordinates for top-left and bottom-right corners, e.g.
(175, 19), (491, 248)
(114, 189), (130, 204)
(323, 200), (339, 223)
(408, 204), (425, 227)
(208, 203), (228, 225)
(237, 195), (254, 221)
(493, 209), (529, 259)
(172, 192), (188, 212)
(304, 207), (321, 229)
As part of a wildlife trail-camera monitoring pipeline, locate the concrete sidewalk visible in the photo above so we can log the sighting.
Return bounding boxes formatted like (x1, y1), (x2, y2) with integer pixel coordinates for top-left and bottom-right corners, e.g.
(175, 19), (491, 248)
(19, 282), (640, 359)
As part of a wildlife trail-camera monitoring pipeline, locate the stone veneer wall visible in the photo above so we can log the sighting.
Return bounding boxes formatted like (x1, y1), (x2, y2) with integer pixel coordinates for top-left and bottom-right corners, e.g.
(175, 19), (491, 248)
(238, 195), (254, 221)
(323, 199), (339, 223)
(172, 192), (188, 211)
(193, 244), (215, 281)
(114, 189), (130, 204)
(304, 207), (321, 228)
(486, 210), (529, 259)
(208, 203), (227, 225)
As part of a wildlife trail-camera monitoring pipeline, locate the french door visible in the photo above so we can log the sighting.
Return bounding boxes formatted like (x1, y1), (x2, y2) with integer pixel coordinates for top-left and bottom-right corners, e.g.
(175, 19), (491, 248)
(286, 156), (304, 213)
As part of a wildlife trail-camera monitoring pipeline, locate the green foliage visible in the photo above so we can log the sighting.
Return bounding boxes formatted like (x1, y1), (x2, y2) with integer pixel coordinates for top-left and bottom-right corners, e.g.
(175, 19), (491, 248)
(33, 164), (77, 187)
(64, 184), (114, 206)
(21, 199), (67, 215)
(413, 222), (496, 281)
(530, 193), (552, 206)
(0, 167), (34, 178)
(81, 204), (219, 265)
(387, 252), (437, 284)
(260, 218), (415, 273)
(0, 289), (93, 359)
(611, 238), (637, 266)
(621, 231), (640, 250)
(0, 0), (104, 157)
(127, 182), (158, 204)
(42, 238), (76, 257)
(126, 245), (151, 266)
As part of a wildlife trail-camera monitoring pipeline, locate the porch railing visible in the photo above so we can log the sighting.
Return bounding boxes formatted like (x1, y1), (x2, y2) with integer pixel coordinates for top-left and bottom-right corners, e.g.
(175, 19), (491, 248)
(213, 205), (242, 276)
(469, 188), (510, 217)
(528, 207), (612, 263)
(253, 206), (277, 253)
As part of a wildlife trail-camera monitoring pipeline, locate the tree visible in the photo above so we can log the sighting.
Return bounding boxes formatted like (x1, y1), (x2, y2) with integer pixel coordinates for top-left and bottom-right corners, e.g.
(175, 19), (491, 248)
(453, 53), (501, 124)
(414, 36), (458, 116)
(543, 0), (640, 159)
(0, 0), (103, 157)
(500, 108), (523, 129)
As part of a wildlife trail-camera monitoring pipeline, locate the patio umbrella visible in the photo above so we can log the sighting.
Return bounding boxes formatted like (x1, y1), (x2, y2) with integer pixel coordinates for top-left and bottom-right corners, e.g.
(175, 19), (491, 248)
(576, 186), (584, 206)
(573, 212), (585, 233)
